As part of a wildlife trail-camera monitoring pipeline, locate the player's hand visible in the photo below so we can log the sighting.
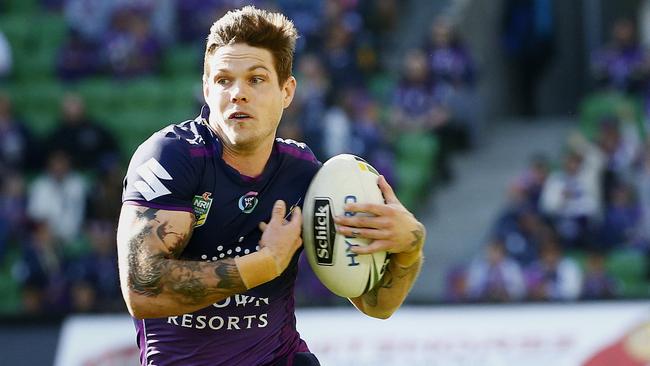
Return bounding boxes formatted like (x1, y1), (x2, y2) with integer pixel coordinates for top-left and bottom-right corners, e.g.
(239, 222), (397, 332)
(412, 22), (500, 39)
(334, 175), (425, 255)
(258, 200), (302, 272)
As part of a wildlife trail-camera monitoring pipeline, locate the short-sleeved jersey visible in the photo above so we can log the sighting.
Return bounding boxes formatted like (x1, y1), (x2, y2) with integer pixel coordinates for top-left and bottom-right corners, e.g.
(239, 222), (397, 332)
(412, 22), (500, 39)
(122, 106), (321, 366)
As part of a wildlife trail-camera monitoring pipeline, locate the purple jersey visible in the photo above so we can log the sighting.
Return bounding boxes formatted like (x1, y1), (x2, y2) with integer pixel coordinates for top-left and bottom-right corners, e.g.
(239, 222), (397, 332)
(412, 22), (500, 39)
(122, 106), (321, 365)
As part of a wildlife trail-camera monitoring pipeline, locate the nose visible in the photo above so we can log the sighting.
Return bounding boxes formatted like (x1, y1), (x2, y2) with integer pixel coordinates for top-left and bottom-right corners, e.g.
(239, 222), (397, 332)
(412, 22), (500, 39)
(230, 81), (249, 104)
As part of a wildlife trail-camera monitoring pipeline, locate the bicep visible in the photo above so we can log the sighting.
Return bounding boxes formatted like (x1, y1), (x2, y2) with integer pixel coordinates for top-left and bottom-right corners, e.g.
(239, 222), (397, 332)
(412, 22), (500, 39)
(117, 204), (195, 256)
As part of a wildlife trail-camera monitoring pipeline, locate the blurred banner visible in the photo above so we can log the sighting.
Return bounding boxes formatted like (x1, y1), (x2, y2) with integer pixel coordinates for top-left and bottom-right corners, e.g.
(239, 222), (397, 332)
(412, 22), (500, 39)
(56, 302), (650, 366)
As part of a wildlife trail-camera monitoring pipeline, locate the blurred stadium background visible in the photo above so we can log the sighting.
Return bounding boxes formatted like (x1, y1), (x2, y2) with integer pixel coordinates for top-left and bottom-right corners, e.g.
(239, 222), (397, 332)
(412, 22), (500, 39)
(1, 0), (649, 365)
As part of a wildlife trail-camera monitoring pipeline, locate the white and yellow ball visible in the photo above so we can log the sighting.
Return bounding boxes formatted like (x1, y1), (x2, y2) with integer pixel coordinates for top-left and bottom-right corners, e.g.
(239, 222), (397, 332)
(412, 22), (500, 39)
(302, 154), (389, 298)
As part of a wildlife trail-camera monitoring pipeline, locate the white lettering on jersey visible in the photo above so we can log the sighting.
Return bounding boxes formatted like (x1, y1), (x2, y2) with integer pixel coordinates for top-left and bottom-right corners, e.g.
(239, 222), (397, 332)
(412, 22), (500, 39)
(134, 158), (173, 201)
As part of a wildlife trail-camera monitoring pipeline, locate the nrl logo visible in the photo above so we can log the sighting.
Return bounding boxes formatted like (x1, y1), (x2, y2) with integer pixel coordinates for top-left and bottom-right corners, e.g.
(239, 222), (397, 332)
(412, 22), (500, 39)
(192, 192), (213, 227)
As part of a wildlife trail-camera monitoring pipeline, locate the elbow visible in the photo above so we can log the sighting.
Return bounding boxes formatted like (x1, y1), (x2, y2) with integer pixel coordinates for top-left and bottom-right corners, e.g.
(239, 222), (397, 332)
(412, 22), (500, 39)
(127, 303), (150, 320)
(123, 290), (161, 319)
(124, 293), (148, 319)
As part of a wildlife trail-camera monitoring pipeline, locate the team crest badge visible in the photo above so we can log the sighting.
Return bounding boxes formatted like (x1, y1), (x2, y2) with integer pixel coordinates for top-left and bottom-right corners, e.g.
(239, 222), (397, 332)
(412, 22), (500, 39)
(193, 192), (213, 227)
(238, 191), (259, 214)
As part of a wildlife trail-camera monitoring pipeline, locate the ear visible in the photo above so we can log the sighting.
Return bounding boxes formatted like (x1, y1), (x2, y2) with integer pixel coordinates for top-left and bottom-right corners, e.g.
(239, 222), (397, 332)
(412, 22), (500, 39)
(282, 76), (297, 109)
(203, 73), (210, 100)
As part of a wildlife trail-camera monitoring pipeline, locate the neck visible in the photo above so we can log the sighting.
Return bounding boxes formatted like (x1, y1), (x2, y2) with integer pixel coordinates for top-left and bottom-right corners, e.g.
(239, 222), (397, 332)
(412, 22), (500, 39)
(221, 138), (274, 178)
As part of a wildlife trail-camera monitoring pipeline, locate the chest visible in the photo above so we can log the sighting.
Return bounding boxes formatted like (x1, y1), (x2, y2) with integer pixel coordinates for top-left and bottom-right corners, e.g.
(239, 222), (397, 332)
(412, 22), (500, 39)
(182, 160), (309, 261)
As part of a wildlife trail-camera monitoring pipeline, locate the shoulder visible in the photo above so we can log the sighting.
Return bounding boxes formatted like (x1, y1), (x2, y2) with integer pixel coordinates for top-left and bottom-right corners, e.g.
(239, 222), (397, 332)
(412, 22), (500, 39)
(123, 120), (211, 206)
(274, 137), (321, 167)
(133, 120), (214, 161)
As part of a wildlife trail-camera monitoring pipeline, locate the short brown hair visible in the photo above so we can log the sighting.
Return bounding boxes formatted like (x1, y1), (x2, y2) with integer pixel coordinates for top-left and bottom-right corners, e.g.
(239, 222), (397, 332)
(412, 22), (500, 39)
(204, 6), (298, 85)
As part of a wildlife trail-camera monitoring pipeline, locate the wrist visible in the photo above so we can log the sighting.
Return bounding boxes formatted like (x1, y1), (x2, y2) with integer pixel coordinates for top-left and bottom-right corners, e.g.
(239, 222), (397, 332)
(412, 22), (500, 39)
(392, 248), (423, 268)
(234, 247), (281, 289)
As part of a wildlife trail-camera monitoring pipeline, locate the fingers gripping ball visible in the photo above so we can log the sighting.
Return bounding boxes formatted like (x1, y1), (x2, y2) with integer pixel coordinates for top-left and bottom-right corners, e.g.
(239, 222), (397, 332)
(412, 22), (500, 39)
(302, 154), (389, 298)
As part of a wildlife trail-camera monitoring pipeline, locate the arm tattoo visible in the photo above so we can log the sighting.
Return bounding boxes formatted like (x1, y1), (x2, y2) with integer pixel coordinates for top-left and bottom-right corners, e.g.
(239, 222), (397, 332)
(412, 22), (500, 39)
(128, 226), (165, 296)
(214, 262), (244, 290)
(165, 261), (212, 303)
(136, 208), (158, 221)
(127, 208), (244, 304)
(157, 222), (192, 258)
(364, 258), (418, 308)
(409, 226), (424, 250)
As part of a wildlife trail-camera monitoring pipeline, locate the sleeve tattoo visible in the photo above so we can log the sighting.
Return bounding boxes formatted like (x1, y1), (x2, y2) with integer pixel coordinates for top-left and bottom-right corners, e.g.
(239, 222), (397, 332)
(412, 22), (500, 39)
(127, 208), (245, 305)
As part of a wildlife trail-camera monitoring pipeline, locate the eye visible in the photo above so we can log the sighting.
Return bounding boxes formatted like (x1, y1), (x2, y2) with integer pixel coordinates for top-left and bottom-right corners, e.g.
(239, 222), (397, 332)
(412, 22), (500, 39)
(250, 76), (265, 84)
(216, 78), (230, 86)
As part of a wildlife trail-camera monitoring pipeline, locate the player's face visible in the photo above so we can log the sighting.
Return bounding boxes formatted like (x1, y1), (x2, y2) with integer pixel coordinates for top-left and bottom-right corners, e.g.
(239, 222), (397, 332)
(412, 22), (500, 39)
(203, 43), (296, 151)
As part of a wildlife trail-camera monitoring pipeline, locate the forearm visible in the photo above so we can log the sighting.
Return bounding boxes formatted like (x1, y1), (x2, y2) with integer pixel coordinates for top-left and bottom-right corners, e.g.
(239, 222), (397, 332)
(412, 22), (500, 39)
(351, 253), (423, 319)
(118, 205), (248, 318)
(123, 255), (247, 319)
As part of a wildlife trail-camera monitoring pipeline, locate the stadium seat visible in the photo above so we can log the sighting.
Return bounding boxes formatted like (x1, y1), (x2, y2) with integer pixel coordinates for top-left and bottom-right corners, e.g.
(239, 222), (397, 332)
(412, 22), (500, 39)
(1, 12), (65, 81)
(9, 81), (65, 135)
(579, 90), (645, 141)
(162, 44), (203, 78)
(606, 249), (649, 298)
(76, 79), (120, 117)
(3, 0), (39, 14)
(395, 133), (439, 210)
(0, 246), (23, 315)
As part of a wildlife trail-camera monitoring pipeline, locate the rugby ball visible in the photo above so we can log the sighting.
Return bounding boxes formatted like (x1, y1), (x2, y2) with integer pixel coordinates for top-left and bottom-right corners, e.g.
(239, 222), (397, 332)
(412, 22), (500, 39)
(302, 154), (389, 298)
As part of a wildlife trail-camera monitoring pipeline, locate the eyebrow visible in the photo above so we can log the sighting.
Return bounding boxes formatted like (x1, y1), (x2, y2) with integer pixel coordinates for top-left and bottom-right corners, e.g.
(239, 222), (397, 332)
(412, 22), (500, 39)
(248, 65), (271, 73)
(214, 65), (271, 74)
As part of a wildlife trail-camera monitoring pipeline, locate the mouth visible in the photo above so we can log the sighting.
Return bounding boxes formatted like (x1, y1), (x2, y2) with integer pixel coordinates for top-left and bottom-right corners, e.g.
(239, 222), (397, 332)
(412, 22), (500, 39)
(227, 111), (253, 121)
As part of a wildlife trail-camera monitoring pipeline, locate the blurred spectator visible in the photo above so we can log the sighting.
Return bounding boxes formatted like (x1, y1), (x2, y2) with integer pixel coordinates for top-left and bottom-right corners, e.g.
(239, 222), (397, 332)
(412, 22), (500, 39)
(349, 97), (396, 185)
(596, 118), (640, 202)
(598, 182), (640, 249)
(46, 93), (119, 171)
(113, 0), (176, 45)
(525, 230), (583, 301)
(176, 0), (226, 44)
(86, 163), (124, 223)
(392, 49), (438, 131)
(443, 264), (468, 303)
(540, 135), (604, 249)
(26, 150), (87, 244)
(319, 21), (362, 87)
(466, 237), (526, 302)
(293, 54), (331, 159)
(63, 0), (114, 42)
(493, 205), (544, 266)
(510, 153), (551, 210)
(425, 17), (482, 147)
(501, 0), (555, 116)
(361, 0), (399, 48)
(275, 0), (324, 54)
(591, 18), (646, 92)
(0, 93), (37, 173)
(102, 6), (162, 78)
(56, 29), (101, 81)
(0, 172), (28, 262)
(14, 222), (68, 314)
(635, 145), (650, 248)
(321, 91), (352, 158)
(0, 30), (12, 79)
(392, 49), (454, 182)
(581, 250), (618, 299)
(66, 221), (121, 312)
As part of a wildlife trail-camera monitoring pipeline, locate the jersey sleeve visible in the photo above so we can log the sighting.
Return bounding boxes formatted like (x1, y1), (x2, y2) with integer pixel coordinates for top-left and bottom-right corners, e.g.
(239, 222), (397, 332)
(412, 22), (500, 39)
(122, 130), (198, 212)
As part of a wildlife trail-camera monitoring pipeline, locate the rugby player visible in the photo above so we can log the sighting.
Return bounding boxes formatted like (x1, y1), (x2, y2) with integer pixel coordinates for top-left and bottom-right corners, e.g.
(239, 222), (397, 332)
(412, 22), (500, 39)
(117, 6), (426, 365)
